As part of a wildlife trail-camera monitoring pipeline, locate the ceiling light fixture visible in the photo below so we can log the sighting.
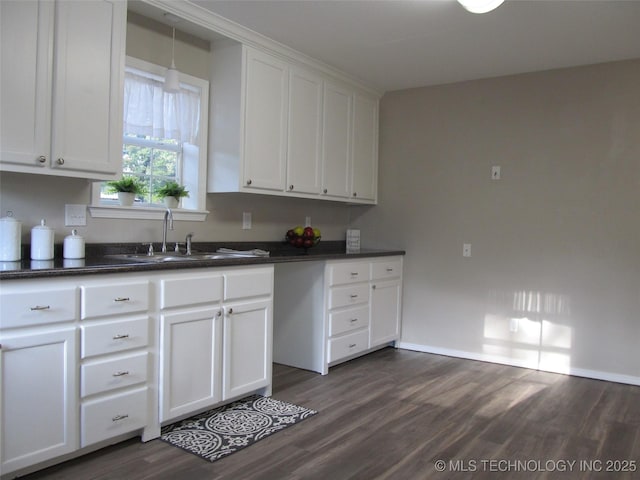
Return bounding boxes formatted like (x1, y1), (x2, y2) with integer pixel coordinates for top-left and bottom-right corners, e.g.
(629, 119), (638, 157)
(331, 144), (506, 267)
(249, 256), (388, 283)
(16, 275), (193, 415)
(164, 25), (180, 93)
(457, 0), (505, 14)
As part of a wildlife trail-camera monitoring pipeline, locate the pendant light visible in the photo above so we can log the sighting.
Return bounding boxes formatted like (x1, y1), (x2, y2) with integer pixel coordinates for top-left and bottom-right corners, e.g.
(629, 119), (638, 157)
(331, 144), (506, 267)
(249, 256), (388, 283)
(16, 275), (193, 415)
(457, 0), (505, 14)
(164, 25), (180, 93)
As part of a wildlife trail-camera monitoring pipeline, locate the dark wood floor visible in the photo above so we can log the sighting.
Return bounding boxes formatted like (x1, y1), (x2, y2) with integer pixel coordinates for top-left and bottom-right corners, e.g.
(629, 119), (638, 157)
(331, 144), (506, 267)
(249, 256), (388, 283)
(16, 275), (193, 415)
(23, 348), (639, 480)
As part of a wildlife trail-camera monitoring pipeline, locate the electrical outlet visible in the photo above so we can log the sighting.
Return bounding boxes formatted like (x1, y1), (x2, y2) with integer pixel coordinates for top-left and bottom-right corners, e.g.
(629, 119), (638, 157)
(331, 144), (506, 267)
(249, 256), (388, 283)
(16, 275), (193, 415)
(491, 165), (501, 180)
(510, 318), (519, 333)
(65, 204), (87, 226)
(463, 243), (471, 257)
(242, 212), (252, 229)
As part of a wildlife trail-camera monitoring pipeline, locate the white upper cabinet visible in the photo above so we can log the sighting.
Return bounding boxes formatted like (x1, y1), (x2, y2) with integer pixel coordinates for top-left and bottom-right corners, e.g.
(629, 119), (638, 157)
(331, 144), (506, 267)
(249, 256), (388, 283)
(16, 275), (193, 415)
(287, 67), (323, 195)
(0, 0), (125, 180)
(243, 48), (289, 191)
(321, 81), (353, 200)
(208, 43), (379, 204)
(351, 93), (379, 202)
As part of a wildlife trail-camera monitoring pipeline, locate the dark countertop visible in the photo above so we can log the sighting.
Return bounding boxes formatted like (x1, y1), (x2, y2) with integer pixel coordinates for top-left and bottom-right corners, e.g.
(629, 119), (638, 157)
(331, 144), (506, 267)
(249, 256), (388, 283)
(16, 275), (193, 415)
(0, 241), (405, 280)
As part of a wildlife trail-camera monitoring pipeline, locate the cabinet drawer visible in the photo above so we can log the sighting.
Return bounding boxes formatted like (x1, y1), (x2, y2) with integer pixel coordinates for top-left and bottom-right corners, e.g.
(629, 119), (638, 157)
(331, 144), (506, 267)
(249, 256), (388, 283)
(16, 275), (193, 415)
(81, 281), (149, 320)
(81, 387), (148, 447)
(81, 352), (148, 397)
(327, 262), (370, 286)
(328, 329), (369, 363)
(371, 258), (402, 280)
(225, 268), (273, 301)
(329, 284), (369, 310)
(329, 305), (369, 337)
(0, 287), (77, 329)
(161, 275), (223, 309)
(81, 317), (149, 358)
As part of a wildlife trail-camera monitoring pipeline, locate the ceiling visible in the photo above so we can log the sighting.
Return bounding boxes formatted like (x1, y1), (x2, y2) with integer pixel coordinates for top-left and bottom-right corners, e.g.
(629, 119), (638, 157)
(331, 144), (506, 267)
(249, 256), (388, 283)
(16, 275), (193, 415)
(190, 0), (640, 92)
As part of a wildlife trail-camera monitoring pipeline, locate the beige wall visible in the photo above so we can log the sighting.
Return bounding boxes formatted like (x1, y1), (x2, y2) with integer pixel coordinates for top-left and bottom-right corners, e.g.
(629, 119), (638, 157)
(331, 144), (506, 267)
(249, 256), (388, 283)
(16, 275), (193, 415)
(352, 59), (640, 382)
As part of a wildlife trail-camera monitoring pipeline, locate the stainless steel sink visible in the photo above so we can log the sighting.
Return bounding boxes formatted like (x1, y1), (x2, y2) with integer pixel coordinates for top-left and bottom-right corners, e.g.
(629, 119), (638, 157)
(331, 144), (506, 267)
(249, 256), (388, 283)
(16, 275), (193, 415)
(112, 252), (261, 263)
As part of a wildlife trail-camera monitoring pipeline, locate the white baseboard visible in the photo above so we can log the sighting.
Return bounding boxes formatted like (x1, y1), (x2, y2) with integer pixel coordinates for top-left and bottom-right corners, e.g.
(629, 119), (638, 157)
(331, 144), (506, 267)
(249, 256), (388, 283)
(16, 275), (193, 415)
(397, 342), (640, 386)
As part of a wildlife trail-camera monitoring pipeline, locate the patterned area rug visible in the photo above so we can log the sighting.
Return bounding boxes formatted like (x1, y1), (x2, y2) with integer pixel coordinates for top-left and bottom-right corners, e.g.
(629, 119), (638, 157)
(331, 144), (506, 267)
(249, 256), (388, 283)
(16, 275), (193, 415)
(160, 395), (317, 462)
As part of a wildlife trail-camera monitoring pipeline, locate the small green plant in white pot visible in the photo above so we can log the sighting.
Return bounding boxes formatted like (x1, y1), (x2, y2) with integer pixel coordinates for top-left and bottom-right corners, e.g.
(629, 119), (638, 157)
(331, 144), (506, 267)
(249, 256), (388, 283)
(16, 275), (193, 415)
(157, 181), (189, 208)
(106, 176), (146, 206)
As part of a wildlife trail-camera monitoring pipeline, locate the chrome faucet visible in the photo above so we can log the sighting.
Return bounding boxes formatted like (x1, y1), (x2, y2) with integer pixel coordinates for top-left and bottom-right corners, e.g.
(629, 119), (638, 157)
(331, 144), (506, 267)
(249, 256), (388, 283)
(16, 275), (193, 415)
(185, 232), (194, 255)
(162, 208), (174, 253)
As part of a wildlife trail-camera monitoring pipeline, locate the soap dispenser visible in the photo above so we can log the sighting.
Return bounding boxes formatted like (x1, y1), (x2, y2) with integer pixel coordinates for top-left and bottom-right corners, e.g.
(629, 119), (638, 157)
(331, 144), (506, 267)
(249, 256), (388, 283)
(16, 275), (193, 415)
(31, 219), (54, 260)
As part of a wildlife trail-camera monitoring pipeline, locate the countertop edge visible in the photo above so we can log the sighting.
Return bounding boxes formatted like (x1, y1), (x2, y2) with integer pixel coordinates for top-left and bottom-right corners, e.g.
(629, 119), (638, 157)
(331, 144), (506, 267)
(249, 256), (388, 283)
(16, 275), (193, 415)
(0, 250), (406, 280)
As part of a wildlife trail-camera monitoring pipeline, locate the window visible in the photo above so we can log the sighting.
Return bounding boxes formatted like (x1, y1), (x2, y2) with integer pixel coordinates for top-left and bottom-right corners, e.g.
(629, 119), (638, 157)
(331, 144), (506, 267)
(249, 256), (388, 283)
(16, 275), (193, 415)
(91, 56), (209, 220)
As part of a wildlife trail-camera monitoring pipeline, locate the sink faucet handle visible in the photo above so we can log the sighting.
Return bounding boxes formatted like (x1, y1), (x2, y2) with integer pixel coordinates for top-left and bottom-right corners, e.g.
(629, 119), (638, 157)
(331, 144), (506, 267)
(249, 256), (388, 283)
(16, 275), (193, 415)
(185, 232), (194, 256)
(173, 242), (184, 254)
(142, 243), (154, 256)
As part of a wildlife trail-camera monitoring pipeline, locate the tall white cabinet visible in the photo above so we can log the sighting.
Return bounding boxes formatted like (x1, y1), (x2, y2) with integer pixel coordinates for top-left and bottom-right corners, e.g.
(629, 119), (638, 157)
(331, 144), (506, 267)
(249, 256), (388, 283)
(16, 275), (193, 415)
(0, 0), (125, 179)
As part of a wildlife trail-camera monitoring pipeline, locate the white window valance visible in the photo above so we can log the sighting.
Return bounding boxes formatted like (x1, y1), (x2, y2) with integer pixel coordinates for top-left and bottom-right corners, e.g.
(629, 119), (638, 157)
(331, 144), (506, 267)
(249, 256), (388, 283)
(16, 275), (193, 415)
(123, 70), (201, 144)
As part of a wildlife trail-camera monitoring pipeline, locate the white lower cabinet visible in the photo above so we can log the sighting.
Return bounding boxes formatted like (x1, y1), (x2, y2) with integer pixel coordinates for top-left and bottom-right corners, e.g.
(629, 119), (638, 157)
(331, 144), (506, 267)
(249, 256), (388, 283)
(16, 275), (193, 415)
(273, 256), (403, 375)
(159, 266), (273, 424)
(0, 328), (78, 474)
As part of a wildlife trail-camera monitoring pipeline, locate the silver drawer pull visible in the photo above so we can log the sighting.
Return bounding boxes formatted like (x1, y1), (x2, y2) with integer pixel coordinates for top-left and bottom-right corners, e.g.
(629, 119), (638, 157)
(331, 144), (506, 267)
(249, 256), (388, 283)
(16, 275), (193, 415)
(350, 294), (358, 299)
(112, 414), (129, 422)
(112, 371), (130, 377)
(349, 343), (357, 348)
(114, 297), (130, 302)
(350, 318), (358, 323)
(386, 267), (394, 272)
(30, 305), (51, 311)
(228, 308), (233, 314)
(350, 272), (359, 276)
(112, 334), (129, 340)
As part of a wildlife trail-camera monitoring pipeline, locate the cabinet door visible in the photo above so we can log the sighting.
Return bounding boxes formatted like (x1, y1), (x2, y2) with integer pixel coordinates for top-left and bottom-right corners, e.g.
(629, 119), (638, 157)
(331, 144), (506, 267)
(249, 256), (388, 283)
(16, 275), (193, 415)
(370, 279), (402, 347)
(243, 48), (288, 191)
(0, 0), (52, 169)
(223, 300), (272, 400)
(321, 81), (352, 199)
(50, 0), (125, 178)
(160, 308), (222, 422)
(0, 328), (77, 475)
(351, 93), (378, 202)
(287, 67), (323, 194)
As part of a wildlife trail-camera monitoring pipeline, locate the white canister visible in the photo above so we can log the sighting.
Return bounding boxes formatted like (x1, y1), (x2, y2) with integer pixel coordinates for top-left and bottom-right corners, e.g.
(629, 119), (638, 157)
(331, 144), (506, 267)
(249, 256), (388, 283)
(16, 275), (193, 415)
(31, 219), (54, 260)
(63, 229), (85, 259)
(0, 213), (22, 261)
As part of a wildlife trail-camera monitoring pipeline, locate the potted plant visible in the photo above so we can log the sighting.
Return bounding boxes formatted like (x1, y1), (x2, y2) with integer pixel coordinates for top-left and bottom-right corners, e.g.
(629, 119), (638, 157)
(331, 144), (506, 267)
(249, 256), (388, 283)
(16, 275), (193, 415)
(157, 181), (189, 208)
(106, 176), (146, 206)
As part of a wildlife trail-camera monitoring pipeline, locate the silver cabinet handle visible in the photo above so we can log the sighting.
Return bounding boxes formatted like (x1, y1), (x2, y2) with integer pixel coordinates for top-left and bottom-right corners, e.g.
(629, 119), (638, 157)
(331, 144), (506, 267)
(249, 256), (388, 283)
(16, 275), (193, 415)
(228, 308), (233, 314)
(30, 305), (51, 311)
(37, 155), (46, 163)
(112, 414), (129, 422)
(289, 185), (294, 190)
(112, 334), (129, 340)
(350, 294), (358, 298)
(246, 179), (252, 185)
(386, 267), (394, 272)
(56, 158), (64, 165)
(372, 285), (377, 290)
(323, 188), (328, 194)
(217, 310), (222, 317)
(349, 343), (357, 348)
(350, 272), (359, 276)
(350, 318), (358, 323)
(112, 371), (130, 377)
(114, 297), (130, 302)
(352, 192), (357, 197)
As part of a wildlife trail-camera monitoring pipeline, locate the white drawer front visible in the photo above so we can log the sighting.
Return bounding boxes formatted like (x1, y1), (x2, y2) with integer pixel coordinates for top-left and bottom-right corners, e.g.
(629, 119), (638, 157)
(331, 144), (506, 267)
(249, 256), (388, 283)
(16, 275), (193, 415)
(81, 281), (149, 320)
(81, 387), (148, 447)
(329, 305), (370, 337)
(328, 262), (370, 286)
(81, 352), (148, 397)
(81, 317), (149, 358)
(371, 258), (402, 280)
(161, 274), (223, 309)
(328, 329), (369, 363)
(0, 287), (77, 329)
(329, 284), (369, 310)
(225, 268), (273, 301)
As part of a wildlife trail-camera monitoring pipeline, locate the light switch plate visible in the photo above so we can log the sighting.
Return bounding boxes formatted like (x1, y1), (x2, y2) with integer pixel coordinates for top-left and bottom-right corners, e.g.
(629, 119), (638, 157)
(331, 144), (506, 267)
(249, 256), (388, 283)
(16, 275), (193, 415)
(65, 204), (87, 226)
(242, 212), (252, 229)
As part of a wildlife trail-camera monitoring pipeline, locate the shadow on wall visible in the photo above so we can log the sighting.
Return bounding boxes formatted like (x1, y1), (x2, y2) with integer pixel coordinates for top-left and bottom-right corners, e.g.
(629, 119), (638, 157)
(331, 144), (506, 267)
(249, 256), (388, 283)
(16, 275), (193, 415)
(484, 290), (573, 374)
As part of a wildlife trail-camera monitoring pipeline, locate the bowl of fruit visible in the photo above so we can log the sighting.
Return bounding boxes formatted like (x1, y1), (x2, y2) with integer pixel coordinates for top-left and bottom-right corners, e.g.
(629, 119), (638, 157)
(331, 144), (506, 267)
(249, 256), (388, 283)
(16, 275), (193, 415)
(285, 226), (321, 252)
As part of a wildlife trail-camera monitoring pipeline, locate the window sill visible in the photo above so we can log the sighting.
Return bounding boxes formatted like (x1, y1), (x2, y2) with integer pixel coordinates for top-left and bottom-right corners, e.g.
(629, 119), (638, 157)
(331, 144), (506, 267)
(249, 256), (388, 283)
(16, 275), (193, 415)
(89, 205), (209, 222)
